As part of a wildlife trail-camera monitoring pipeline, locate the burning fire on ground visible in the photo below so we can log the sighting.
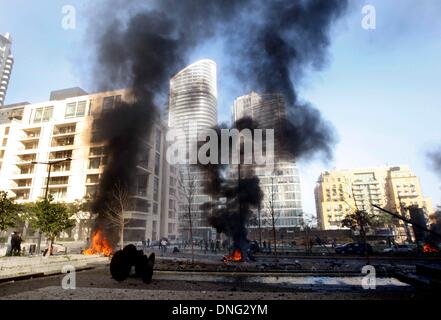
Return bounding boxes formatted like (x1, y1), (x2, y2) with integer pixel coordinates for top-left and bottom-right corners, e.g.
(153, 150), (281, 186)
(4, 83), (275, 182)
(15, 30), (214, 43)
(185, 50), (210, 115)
(83, 229), (113, 256)
(423, 243), (439, 253)
(223, 248), (243, 262)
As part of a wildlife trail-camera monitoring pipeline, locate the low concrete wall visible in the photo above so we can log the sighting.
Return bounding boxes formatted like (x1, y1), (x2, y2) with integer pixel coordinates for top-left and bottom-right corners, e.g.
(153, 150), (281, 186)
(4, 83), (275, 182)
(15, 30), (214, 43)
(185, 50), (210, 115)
(0, 254), (108, 281)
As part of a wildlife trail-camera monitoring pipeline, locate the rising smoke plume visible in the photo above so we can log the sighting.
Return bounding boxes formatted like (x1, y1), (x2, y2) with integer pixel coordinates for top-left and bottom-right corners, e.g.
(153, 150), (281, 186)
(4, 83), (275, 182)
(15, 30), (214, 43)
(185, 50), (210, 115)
(428, 148), (441, 179)
(88, 0), (348, 246)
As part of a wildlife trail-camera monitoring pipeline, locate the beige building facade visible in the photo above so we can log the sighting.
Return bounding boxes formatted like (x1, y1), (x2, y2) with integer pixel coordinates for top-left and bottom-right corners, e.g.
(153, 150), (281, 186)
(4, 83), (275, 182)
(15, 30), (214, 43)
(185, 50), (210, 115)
(315, 165), (433, 238)
(0, 88), (179, 243)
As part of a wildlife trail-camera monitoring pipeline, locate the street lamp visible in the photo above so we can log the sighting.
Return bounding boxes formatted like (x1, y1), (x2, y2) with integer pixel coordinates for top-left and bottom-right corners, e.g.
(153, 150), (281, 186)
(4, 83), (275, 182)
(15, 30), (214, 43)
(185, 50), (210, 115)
(31, 158), (72, 254)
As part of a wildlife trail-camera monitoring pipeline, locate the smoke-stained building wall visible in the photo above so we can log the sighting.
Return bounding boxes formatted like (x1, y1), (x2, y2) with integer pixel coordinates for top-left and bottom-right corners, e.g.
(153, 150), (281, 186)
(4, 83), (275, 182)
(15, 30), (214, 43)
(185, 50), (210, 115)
(168, 59), (218, 240)
(0, 33), (13, 107)
(0, 88), (179, 242)
(232, 92), (304, 229)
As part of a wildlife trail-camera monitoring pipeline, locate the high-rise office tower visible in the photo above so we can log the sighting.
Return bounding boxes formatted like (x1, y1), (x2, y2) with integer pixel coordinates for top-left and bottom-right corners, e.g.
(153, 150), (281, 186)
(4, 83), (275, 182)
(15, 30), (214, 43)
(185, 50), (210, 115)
(168, 59), (218, 240)
(232, 92), (304, 230)
(0, 33), (14, 107)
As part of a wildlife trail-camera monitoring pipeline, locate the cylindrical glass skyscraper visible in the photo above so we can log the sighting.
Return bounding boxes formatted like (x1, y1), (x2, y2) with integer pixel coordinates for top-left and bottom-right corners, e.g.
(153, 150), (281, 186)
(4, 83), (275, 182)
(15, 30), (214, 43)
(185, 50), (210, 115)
(168, 59), (218, 240)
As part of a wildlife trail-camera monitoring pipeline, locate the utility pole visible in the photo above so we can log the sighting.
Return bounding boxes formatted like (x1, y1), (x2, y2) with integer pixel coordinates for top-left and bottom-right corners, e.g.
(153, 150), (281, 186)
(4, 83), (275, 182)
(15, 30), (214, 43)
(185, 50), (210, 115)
(257, 203), (262, 248)
(32, 158), (72, 255)
(397, 196), (413, 243)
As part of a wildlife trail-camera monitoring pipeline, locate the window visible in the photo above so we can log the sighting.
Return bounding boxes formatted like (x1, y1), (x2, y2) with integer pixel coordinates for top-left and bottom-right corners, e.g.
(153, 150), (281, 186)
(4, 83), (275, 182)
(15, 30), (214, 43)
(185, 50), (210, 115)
(153, 203), (158, 215)
(155, 128), (162, 151)
(2, 138), (7, 146)
(43, 107), (53, 122)
(102, 96), (115, 113)
(86, 185), (98, 197)
(89, 158), (101, 169)
(89, 146), (106, 156)
(137, 175), (148, 196)
(154, 153), (160, 175)
(34, 108), (43, 123)
(65, 101), (87, 118)
(34, 106), (53, 123)
(4, 127), (10, 135)
(54, 124), (76, 135)
(65, 103), (76, 118)
(50, 150), (73, 160)
(52, 136), (74, 147)
(76, 101), (86, 116)
(153, 177), (159, 201)
(48, 187), (67, 200)
(86, 174), (100, 184)
(139, 148), (150, 168)
(46, 176), (69, 185)
(52, 162), (71, 172)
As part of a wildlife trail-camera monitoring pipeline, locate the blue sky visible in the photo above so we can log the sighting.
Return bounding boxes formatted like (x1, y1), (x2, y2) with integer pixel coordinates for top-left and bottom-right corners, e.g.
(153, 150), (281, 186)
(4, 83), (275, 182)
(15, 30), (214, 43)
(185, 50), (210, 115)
(1, 0), (440, 218)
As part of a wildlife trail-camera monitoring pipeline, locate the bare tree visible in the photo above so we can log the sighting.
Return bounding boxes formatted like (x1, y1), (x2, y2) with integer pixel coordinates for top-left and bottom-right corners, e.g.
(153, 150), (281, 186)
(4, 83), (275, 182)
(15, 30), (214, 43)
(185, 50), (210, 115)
(106, 181), (131, 250)
(265, 175), (280, 255)
(179, 166), (197, 264)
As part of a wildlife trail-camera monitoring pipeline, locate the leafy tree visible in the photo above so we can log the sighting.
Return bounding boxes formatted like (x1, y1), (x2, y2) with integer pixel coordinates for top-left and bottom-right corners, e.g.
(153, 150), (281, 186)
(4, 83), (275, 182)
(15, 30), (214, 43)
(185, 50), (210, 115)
(341, 210), (375, 243)
(27, 195), (75, 256)
(0, 191), (21, 233)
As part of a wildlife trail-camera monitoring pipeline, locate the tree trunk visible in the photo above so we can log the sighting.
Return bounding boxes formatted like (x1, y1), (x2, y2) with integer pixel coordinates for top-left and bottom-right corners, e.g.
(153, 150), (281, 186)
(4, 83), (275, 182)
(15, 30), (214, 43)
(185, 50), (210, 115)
(120, 223), (124, 250)
(272, 213), (277, 255)
(45, 236), (54, 259)
(189, 207), (194, 264)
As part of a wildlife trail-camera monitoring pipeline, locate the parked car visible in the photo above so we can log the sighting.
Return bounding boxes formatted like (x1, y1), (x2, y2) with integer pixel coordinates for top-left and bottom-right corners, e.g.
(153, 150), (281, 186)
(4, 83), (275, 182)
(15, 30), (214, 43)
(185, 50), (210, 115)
(335, 242), (373, 255)
(383, 244), (415, 254)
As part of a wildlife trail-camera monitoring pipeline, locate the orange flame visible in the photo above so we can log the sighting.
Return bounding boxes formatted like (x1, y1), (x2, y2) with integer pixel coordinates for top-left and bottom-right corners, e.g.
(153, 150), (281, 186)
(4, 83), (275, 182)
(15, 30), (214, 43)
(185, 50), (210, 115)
(223, 248), (242, 262)
(83, 229), (113, 256)
(423, 243), (439, 253)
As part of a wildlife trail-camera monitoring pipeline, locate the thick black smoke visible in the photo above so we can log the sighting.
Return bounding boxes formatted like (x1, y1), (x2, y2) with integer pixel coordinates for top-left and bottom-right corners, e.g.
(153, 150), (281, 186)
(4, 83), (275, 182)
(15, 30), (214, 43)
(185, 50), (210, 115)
(228, 0), (347, 160)
(88, 0), (348, 246)
(199, 118), (264, 254)
(428, 148), (441, 179)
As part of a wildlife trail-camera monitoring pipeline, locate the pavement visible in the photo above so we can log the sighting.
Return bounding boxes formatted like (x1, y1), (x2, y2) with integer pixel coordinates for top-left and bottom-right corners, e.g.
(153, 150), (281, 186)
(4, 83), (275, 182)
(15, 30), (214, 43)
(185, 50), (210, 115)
(0, 254), (109, 282)
(0, 266), (423, 300)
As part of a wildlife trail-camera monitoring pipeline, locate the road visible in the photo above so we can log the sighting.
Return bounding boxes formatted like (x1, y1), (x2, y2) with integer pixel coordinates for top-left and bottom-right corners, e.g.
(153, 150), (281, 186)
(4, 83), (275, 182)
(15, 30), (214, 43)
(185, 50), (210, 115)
(0, 262), (432, 300)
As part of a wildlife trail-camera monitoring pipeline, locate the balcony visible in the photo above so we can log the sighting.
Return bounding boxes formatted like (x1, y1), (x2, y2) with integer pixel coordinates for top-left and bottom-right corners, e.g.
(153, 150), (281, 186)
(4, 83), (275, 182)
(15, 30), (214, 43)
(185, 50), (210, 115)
(11, 178), (33, 188)
(16, 154), (37, 164)
(14, 164), (35, 175)
(53, 124), (77, 136)
(18, 141), (39, 151)
(49, 150), (73, 160)
(20, 128), (41, 141)
(14, 190), (30, 200)
(51, 136), (75, 148)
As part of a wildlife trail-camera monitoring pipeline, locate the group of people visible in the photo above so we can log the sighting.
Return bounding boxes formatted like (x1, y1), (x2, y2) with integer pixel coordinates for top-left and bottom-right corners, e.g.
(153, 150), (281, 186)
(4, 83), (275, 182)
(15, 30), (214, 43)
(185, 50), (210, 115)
(5, 231), (22, 256)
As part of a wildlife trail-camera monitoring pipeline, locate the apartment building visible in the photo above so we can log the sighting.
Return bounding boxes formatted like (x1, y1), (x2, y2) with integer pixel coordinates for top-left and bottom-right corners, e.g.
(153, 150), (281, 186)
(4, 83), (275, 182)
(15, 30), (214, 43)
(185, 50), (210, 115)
(315, 166), (433, 239)
(0, 33), (13, 106)
(0, 88), (179, 242)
